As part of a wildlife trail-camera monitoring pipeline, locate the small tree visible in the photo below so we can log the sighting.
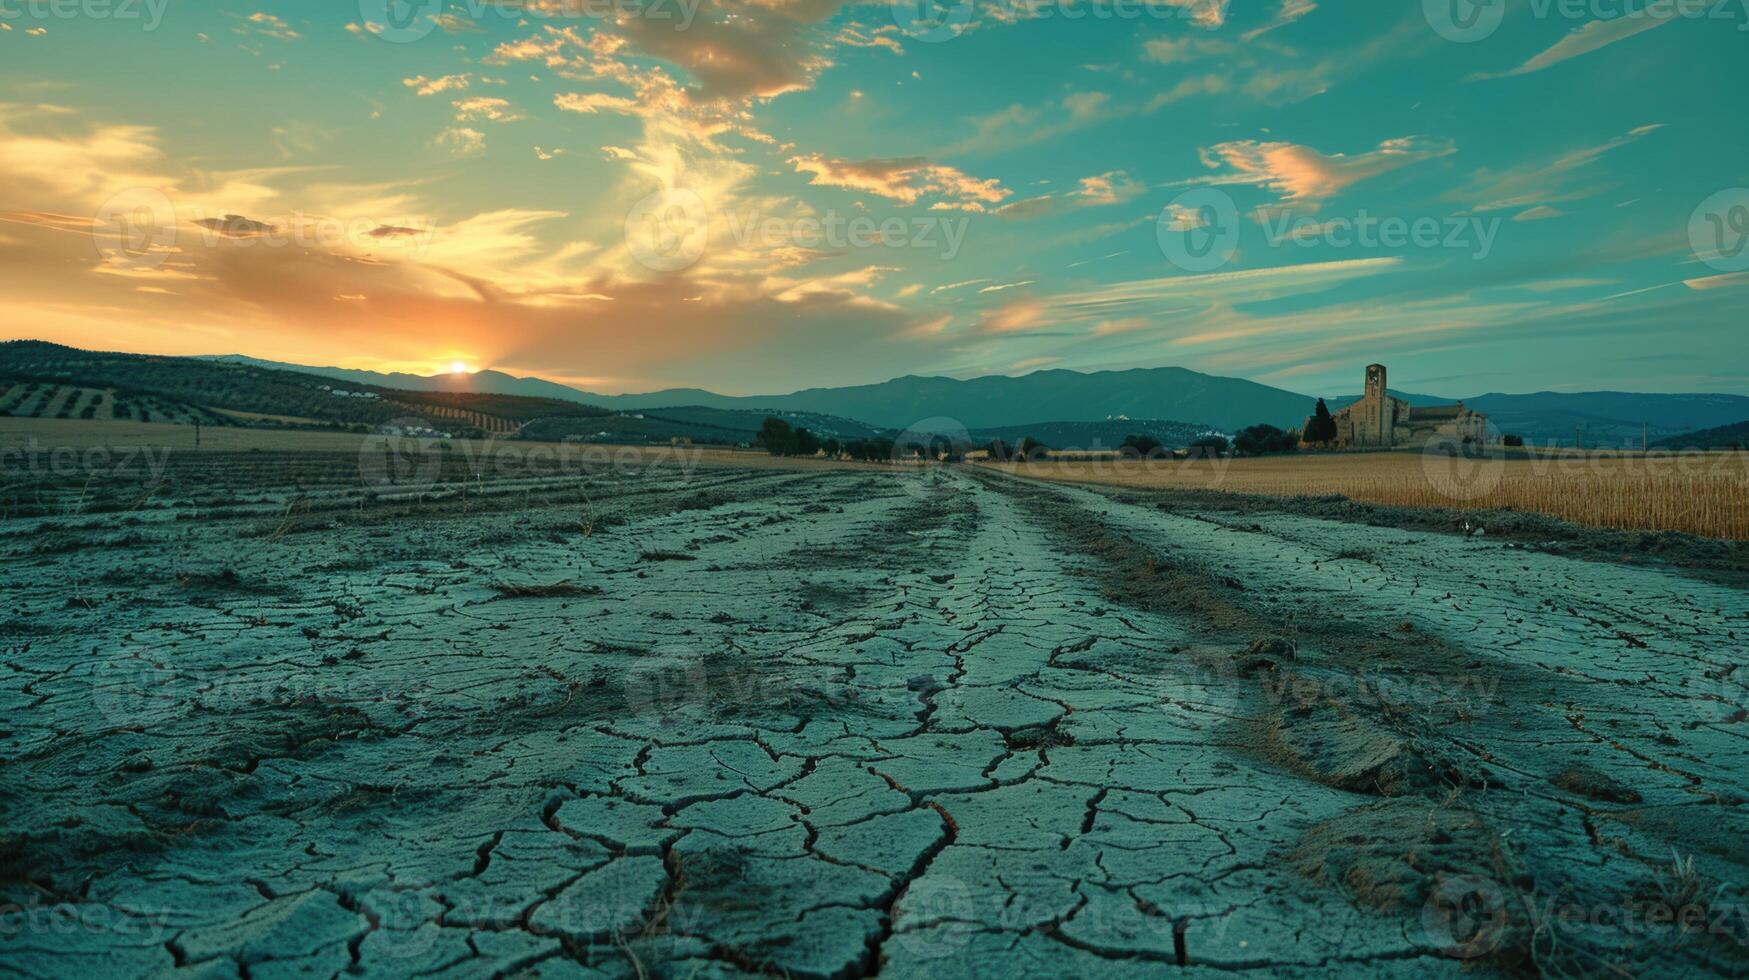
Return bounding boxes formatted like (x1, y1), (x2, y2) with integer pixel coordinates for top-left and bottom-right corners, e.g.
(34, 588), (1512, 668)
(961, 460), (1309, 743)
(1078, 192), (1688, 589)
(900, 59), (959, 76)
(1018, 437), (1049, 461)
(758, 417), (796, 456)
(1189, 435), (1229, 457)
(795, 427), (821, 456)
(1234, 424), (1298, 456)
(1304, 399), (1338, 445)
(1502, 434), (1524, 448)
(1120, 433), (1164, 459)
(987, 439), (1011, 461)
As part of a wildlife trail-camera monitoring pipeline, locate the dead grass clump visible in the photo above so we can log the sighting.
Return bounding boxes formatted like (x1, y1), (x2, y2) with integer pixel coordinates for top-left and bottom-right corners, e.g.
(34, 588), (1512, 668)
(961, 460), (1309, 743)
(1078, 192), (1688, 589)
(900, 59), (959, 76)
(1258, 695), (1441, 797)
(489, 579), (603, 599)
(1290, 799), (1507, 910)
(639, 550), (697, 562)
(1007, 723), (1075, 749)
(1550, 765), (1642, 804)
(1289, 799), (1528, 966)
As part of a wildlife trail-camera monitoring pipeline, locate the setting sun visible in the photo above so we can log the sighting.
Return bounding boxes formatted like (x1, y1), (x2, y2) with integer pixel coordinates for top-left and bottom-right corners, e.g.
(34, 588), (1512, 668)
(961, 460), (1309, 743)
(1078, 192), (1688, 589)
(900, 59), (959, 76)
(448, 360), (469, 375)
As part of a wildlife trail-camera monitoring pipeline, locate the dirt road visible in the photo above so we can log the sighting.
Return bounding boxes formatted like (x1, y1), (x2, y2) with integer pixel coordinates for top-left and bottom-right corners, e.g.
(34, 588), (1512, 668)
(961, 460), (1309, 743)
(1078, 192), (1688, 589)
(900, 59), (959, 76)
(3, 458), (1746, 977)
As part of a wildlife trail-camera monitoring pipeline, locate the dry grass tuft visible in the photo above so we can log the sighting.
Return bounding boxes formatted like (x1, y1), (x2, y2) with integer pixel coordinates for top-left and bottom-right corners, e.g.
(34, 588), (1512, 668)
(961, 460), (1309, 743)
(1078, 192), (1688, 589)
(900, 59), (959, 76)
(488, 579), (602, 599)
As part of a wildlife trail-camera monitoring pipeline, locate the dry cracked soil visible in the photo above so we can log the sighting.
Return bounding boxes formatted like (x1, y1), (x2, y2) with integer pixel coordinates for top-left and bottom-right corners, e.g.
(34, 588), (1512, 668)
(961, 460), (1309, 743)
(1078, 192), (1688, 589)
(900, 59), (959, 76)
(2, 451), (1747, 978)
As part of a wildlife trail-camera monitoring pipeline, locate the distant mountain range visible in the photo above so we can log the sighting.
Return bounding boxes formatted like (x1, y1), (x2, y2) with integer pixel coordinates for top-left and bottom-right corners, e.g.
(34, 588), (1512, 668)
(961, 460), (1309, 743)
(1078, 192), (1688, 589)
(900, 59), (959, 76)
(198, 355), (611, 406)
(205, 356), (1311, 431)
(206, 354), (1749, 446)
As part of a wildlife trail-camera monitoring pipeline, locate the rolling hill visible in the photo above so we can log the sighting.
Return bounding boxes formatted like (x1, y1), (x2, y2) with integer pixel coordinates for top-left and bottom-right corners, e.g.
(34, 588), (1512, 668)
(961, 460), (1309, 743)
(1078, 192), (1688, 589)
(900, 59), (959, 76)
(1, 341), (612, 438)
(3, 342), (885, 445)
(1651, 419), (1749, 450)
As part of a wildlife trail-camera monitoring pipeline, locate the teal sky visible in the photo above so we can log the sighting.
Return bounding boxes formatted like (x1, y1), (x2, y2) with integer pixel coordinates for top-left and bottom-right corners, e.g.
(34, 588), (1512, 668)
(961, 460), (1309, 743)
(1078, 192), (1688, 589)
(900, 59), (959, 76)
(1, 0), (1745, 396)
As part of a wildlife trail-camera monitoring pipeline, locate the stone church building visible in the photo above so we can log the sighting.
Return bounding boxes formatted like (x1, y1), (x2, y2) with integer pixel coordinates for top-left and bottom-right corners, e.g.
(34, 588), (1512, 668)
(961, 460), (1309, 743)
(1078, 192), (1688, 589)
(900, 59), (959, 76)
(1305, 364), (1488, 448)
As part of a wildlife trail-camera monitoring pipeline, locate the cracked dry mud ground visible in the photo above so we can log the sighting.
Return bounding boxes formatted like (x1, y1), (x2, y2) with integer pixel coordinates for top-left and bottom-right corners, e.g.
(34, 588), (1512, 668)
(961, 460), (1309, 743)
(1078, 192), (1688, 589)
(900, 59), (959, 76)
(4, 457), (1748, 978)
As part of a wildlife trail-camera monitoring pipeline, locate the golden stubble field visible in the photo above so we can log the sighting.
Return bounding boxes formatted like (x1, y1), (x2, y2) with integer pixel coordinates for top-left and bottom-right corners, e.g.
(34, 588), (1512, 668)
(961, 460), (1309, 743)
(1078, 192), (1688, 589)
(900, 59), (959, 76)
(978, 448), (1749, 540)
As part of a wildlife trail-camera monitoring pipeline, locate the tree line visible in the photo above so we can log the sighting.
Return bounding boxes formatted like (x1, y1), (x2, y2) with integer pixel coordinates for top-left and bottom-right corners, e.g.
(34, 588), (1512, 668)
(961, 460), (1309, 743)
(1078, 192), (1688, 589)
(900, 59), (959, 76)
(757, 415), (1316, 462)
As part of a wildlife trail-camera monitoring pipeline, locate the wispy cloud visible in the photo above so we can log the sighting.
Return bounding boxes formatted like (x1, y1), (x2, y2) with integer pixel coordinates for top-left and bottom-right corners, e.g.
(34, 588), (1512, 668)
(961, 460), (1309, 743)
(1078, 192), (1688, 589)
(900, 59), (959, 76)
(1454, 124), (1662, 213)
(1194, 136), (1455, 202)
(453, 97), (525, 123)
(1243, 0), (1317, 40)
(789, 154), (1011, 210)
(1468, 10), (1679, 81)
(434, 127), (486, 157)
(237, 12), (300, 42)
(404, 74), (470, 97)
(1032, 257), (1404, 324)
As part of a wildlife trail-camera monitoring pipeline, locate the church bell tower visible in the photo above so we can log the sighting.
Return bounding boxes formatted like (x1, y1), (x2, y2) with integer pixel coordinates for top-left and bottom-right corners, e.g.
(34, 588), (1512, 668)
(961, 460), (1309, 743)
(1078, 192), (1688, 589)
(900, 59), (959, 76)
(1365, 364), (1392, 446)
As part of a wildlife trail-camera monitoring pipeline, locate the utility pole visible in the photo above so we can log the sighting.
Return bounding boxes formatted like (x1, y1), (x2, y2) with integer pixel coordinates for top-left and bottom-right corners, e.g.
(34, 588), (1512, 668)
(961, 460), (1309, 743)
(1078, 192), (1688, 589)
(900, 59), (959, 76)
(1574, 425), (1582, 451)
(1642, 422), (1648, 453)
